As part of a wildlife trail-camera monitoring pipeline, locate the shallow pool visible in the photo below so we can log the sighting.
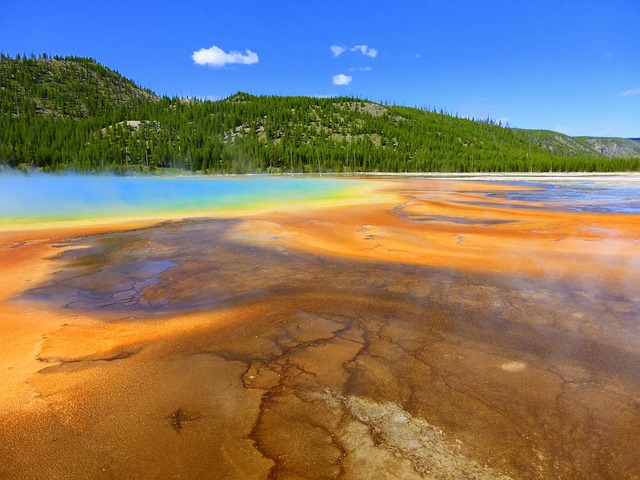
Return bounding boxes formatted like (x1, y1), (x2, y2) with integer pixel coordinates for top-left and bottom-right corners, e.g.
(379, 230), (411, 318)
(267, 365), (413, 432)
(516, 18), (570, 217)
(0, 174), (364, 226)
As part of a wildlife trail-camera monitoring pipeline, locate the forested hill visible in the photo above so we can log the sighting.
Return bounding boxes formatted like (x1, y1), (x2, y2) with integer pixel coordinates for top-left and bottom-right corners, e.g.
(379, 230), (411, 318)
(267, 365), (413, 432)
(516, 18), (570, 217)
(0, 53), (158, 119)
(1, 54), (639, 173)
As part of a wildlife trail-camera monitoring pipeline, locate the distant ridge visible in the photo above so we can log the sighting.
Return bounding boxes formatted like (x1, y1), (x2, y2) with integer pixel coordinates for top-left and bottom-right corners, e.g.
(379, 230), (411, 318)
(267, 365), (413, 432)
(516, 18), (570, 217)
(1, 54), (638, 173)
(514, 130), (640, 159)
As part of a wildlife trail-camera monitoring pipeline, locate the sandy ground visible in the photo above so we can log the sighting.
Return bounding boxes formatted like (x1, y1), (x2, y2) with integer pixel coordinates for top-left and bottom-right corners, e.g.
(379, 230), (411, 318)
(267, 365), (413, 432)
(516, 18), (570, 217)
(1, 178), (639, 479)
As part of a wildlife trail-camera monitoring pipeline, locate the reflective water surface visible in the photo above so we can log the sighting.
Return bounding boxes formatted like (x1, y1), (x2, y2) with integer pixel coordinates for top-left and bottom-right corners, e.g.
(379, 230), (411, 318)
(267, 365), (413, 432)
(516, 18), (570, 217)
(489, 178), (640, 213)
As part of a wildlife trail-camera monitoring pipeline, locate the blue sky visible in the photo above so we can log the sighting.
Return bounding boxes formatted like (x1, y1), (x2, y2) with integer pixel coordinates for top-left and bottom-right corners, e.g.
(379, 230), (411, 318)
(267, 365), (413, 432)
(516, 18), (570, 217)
(1, 0), (638, 137)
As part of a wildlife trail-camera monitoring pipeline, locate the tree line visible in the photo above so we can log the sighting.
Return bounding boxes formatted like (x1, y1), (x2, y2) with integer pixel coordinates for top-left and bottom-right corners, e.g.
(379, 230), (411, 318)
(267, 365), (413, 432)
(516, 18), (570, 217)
(1, 55), (638, 174)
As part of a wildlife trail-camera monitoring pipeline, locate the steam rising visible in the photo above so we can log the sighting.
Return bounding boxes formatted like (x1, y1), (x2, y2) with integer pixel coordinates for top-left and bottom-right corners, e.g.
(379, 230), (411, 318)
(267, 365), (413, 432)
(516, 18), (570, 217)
(0, 174), (359, 225)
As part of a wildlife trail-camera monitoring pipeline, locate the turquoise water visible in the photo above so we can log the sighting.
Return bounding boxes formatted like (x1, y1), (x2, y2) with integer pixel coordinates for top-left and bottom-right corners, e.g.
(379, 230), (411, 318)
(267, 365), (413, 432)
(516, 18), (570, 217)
(4, 175), (637, 228)
(0, 174), (363, 226)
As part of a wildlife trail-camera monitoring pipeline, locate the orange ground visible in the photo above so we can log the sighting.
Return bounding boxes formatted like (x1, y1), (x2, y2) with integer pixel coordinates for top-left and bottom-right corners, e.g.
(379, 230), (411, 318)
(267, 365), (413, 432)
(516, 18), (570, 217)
(1, 178), (639, 479)
(241, 179), (640, 281)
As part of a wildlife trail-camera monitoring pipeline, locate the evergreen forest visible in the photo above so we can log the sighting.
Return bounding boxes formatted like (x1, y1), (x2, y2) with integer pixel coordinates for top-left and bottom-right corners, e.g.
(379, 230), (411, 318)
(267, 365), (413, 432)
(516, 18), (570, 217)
(2, 54), (639, 174)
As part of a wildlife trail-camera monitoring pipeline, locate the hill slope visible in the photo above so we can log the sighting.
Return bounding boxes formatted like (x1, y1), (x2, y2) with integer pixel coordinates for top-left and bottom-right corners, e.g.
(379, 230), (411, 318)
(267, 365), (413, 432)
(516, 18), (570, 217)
(0, 54), (158, 119)
(1, 55), (638, 173)
(514, 129), (640, 159)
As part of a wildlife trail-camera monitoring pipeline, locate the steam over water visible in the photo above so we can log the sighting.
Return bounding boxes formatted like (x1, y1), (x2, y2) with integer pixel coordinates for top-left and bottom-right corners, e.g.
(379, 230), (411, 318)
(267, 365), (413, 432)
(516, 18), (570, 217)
(2, 174), (639, 226)
(0, 174), (362, 225)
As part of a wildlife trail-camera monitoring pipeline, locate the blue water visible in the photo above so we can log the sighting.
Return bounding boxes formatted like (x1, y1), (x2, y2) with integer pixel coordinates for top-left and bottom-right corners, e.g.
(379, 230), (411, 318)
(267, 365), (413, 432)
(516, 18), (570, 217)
(491, 180), (640, 214)
(0, 174), (363, 226)
(3, 175), (638, 227)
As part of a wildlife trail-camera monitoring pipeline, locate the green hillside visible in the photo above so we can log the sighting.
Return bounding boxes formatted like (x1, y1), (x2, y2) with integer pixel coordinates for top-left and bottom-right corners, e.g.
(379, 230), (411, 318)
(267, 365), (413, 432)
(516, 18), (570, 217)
(0, 53), (157, 118)
(514, 129), (640, 159)
(1, 54), (638, 173)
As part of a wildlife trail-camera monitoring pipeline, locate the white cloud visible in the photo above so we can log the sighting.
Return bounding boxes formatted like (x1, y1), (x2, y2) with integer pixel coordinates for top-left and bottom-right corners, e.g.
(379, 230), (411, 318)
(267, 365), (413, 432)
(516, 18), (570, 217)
(620, 88), (640, 96)
(332, 74), (352, 86)
(330, 45), (346, 57)
(330, 44), (378, 58)
(351, 45), (378, 58)
(359, 66), (372, 72)
(192, 45), (258, 67)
